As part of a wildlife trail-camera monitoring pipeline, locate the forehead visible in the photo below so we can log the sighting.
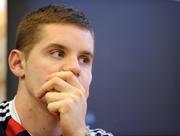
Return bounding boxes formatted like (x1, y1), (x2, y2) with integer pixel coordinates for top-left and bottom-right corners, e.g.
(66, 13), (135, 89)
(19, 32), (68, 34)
(33, 23), (94, 54)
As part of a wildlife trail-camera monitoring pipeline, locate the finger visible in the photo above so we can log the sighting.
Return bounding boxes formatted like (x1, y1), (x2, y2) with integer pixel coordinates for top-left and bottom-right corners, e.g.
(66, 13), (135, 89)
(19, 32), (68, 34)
(47, 98), (73, 115)
(45, 91), (76, 104)
(49, 71), (87, 98)
(47, 71), (84, 91)
(37, 76), (73, 98)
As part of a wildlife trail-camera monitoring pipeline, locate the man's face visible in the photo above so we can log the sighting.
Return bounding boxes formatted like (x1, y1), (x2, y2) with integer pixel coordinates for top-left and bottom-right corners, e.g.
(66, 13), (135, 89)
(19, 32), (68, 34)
(24, 24), (94, 98)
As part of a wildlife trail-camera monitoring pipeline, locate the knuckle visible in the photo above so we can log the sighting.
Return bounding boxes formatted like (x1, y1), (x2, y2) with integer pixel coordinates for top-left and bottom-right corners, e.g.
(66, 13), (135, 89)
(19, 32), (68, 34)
(65, 99), (74, 110)
(68, 98), (74, 106)
(44, 93), (53, 103)
(47, 103), (54, 112)
(74, 89), (84, 98)
(52, 77), (59, 84)
(70, 94), (79, 103)
(45, 92), (50, 99)
(51, 77), (60, 90)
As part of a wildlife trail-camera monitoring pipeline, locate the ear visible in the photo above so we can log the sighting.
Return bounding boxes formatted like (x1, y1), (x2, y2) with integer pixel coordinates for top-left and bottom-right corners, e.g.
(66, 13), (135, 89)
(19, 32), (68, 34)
(8, 49), (26, 77)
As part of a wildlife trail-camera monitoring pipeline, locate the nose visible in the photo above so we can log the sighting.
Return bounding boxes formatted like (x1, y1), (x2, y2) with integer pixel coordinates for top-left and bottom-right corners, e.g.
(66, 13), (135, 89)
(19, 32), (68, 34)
(62, 56), (81, 77)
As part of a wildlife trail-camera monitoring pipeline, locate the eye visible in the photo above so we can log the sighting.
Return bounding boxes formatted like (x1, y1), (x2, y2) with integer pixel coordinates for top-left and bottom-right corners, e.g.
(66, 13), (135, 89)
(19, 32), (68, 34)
(79, 55), (91, 65)
(50, 50), (65, 59)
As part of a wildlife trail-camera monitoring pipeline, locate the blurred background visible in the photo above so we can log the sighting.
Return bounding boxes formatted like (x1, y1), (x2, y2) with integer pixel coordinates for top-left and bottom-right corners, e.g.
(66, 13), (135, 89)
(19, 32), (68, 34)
(1, 0), (180, 135)
(0, 0), (6, 102)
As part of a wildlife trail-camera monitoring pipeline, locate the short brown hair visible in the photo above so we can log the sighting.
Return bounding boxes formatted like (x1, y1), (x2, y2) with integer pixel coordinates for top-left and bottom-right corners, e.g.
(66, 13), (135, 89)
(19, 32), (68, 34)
(15, 4), (94, 57)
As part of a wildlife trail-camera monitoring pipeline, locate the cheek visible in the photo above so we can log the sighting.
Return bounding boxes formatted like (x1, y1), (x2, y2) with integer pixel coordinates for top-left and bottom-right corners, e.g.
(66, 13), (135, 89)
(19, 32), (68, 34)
(80, 70), (92, 93)
(25, 60), (62, 97)
(33, 62), (50, 82)
(36, 58), (61, 76)
(26, 60), (58, 88)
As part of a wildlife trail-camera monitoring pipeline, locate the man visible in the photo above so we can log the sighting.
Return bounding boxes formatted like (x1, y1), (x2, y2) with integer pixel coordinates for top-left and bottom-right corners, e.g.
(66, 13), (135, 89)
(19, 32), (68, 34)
(0, 4), (113, 136)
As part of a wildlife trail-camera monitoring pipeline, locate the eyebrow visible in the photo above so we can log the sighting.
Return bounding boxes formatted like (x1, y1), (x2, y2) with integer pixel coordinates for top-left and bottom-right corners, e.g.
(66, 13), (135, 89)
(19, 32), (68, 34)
(45, 43), (66, 50)
(45, 43), (94, 59)
(80, 51), (94, 60)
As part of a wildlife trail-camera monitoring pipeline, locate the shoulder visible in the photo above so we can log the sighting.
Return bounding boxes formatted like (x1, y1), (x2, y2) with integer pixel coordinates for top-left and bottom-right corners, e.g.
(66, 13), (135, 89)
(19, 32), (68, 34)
(0, 101), (11, 122)
(88, 127), (114, 136)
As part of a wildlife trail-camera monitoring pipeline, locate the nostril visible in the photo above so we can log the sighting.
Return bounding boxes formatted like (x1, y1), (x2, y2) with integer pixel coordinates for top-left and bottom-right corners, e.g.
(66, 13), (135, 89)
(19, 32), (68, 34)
(61, 58), (81, 77)
(72, 71), (80, 78)
(76, 72), (80, 77)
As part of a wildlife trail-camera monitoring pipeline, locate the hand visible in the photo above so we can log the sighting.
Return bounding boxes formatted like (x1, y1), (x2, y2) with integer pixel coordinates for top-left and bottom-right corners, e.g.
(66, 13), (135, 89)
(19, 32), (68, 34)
(37, 71), (88, 136)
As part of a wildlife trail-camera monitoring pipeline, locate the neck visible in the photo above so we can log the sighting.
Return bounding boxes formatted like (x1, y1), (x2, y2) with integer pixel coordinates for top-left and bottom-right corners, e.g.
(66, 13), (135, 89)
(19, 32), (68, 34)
(15, 81), (61, 136)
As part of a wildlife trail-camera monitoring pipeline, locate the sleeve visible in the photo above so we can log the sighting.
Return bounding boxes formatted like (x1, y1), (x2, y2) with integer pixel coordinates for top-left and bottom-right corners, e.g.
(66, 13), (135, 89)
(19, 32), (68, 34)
(87, 127), (114, 136)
